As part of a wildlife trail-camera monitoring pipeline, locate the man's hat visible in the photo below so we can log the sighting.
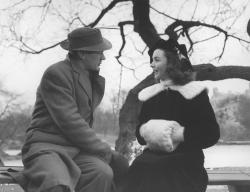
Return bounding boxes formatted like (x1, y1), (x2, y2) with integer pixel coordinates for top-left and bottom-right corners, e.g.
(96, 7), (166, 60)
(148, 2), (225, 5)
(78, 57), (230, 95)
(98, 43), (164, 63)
(60, 27), (112, 51)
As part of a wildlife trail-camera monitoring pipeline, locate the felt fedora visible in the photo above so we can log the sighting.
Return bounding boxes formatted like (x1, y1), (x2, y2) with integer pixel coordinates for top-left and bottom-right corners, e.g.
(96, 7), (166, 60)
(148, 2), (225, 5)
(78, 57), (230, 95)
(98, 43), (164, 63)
(60, 27), (112, 51)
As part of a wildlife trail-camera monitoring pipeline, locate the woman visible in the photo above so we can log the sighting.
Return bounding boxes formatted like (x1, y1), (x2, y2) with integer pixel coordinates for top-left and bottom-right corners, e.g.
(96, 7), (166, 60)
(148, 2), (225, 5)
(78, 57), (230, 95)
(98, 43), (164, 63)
(122, 39), (220, 192)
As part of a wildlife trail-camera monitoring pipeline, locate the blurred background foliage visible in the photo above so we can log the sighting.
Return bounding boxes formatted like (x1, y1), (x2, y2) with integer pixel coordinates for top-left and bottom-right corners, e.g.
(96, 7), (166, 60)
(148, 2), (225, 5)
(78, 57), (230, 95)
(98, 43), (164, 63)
(1, 84), (250, 153)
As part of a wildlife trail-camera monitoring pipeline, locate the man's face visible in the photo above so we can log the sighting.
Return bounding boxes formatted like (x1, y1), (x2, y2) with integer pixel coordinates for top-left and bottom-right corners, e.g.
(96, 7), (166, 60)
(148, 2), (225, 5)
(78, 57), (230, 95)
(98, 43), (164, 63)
(80, 51), (105, 72)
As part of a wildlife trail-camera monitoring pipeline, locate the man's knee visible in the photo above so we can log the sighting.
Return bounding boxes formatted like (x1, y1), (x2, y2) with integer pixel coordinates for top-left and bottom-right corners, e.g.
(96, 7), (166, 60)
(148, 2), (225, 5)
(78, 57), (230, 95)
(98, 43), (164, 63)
(75, 156), (114, 192)
(94, 159), (114, 181)
(44, 185), (69, 192)
(75, 154), (114, 181)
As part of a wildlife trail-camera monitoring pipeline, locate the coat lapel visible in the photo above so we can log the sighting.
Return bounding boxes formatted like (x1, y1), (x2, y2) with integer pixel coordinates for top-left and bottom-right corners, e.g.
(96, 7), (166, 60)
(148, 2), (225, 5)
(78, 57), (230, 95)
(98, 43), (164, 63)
(69, 58), (105, 109)
(69, 59), (92, 102)
(91, 74), (105, 109)
(78, 72), (92, 102)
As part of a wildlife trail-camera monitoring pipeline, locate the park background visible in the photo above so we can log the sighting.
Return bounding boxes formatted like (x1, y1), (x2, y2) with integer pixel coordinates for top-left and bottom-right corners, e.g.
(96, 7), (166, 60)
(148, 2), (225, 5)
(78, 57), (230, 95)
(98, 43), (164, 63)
(0, 0), (250, 191)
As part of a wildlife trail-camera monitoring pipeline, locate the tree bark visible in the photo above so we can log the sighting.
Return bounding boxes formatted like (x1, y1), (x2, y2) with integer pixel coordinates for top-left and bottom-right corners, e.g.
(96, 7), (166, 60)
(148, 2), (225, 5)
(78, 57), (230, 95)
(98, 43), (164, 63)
(132, 0), (160, 48)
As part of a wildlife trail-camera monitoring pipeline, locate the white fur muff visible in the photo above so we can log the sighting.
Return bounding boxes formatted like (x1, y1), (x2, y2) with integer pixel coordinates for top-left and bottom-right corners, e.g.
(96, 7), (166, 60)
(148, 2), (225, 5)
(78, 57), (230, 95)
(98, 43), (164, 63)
(140, 119), (184, 152)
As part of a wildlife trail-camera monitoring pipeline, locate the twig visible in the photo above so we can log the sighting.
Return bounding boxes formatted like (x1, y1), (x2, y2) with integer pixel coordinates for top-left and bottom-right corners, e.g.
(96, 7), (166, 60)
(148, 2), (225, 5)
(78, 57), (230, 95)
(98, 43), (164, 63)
(89, 0), (131, 27)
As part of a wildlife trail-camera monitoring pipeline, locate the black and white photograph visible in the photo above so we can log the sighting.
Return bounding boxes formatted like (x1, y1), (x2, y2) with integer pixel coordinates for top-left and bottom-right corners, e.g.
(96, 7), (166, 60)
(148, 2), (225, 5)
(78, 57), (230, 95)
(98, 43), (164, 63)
(0, 0), (250, 192)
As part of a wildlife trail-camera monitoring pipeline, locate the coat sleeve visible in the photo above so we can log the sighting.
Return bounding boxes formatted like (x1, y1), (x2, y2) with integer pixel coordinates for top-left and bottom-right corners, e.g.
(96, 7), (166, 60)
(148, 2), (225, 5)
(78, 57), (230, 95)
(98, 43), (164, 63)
(135, 101), (150, 145)
(183, 90), (220, 149)
(40, 68), (112, 163)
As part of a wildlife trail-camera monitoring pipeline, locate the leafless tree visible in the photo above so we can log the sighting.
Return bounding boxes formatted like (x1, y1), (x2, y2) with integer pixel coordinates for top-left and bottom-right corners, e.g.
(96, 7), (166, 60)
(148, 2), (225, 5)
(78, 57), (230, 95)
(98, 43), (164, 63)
(0, 0), (250, 157)
(0, 85), (22, 163)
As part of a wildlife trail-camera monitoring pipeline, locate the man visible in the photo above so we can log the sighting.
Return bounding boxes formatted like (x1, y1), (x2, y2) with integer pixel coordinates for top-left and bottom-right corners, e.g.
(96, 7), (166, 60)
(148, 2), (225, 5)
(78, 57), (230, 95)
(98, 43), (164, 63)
(16, 27), (128, 192)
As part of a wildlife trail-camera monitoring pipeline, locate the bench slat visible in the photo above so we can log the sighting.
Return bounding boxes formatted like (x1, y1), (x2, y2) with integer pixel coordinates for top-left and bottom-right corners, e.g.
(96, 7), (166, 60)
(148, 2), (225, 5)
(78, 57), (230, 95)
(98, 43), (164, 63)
(0, 166), (23, 184)
(207, 170), (250, 186)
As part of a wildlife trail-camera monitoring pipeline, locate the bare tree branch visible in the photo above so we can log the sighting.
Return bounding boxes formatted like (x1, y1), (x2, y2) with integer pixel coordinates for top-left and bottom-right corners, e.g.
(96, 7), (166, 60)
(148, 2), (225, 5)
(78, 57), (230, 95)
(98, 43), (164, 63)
(215, 35), (228, 61)
(150, 5), (176, 21)
(2, 0), (132, 54)
(127, 36), (147, 55)
(191, 0), (199, 20)
(18, 39), (61, 54)
(116, 21), (134, 59)
(149, 2), (250, 61)
(88, 0), (131, 27)
(192, 33), (220, 46)
(177, 0), (190, 19)
(0, 0), (27, 10)
(36, 0), (53, 32)
(164, 19), (250, 61)
(70, 16), (87, 27)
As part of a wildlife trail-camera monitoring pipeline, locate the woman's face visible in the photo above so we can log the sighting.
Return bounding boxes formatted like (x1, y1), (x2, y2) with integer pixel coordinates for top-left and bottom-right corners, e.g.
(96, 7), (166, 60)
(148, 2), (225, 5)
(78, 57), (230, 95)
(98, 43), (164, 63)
(151, 49), (169, 81)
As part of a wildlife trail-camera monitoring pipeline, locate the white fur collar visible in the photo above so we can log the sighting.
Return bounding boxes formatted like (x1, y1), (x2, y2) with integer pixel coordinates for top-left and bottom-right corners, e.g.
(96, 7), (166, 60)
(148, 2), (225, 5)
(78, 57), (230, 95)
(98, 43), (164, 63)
(138, 80), (207, 101)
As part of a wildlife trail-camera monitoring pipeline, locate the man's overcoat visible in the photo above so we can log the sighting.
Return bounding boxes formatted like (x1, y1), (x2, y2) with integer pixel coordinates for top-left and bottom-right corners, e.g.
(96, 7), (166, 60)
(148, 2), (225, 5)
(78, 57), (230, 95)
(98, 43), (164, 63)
(19, 58), (112, 192)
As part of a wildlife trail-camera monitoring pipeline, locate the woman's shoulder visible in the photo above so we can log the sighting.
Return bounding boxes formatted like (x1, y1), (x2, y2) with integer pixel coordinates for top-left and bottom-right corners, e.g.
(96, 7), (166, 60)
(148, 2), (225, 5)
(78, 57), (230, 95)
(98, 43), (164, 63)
(138, 80), (208, 102)
(169, 81), (208, 100)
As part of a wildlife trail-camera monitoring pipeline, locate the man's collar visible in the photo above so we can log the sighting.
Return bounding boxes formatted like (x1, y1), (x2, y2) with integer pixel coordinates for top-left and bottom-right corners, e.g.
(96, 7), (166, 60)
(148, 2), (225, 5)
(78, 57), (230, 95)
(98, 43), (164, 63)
(67, 56), (90, 77)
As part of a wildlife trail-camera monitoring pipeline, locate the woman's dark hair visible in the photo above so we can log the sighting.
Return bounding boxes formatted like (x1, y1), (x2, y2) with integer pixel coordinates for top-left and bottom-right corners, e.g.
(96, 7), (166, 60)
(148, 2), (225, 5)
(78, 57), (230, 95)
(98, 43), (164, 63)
(148, 39), (196, 85)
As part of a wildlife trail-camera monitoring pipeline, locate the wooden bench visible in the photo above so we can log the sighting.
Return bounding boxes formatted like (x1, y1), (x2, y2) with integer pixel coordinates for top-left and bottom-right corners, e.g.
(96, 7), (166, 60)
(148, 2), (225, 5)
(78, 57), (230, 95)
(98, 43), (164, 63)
(207, 169), (250, 192)
(0, 167), (250, 192)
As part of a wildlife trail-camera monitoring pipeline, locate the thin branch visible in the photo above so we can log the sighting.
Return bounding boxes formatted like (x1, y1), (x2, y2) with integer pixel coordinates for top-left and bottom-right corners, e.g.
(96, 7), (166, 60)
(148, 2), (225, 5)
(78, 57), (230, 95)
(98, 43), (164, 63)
(114, 21), (136, 72)
(225, 3), (248, 31)
(165, 19), (250, 61)
(177, 0), (190, 18)
(215, 35), (228, 61)
(18, 40), (61, 54)
(0, 0), (27, 10)
(36, 0), (53, 32)
(88, 0), (131, 27)
(212, 0), (221, 24)
(116, 21), (134, 59)
(115, 57), (135, 71)
(191, 0), (199, 20)
(189, 25), (202, 35)
(193, 33), (220, 44)
(50, 3), (70, 24)
(69, 16), (87, 27)
(127, 36), (145, 55)
(5, 0), (132, 55)
(150, 6), (177, 21)
(97, 26), (120, 30)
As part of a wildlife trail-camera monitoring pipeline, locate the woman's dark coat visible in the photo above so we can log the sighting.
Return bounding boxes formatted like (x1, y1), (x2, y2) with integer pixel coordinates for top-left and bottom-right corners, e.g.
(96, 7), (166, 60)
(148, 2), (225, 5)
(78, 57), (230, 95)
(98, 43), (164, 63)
(123, 83), (220, 192)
